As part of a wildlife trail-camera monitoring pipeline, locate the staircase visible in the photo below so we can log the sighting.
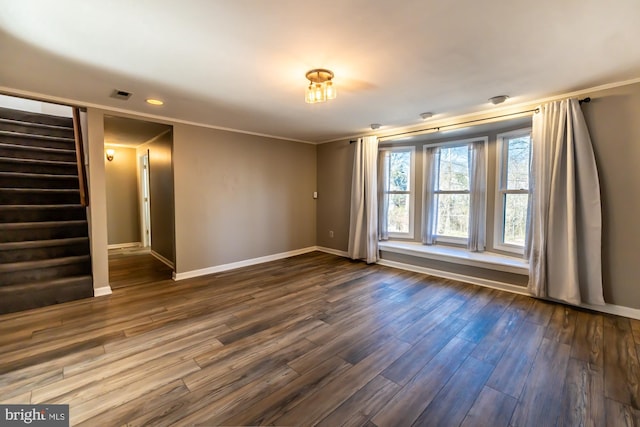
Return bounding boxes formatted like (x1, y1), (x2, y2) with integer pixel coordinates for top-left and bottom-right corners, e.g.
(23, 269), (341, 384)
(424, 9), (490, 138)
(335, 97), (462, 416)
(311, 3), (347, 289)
(0, 106), (93, 314)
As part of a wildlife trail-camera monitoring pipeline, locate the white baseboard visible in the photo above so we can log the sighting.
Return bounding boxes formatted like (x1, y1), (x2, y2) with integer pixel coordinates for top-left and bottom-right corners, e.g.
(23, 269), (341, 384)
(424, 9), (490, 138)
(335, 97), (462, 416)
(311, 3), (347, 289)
(93, 286), (112, 297)
(173, 246), (317, 281)
(108, 242), (142, 250)
(315, 246), (349, 258)
(151, 250), (175, 269)
(378, 258), (640, 320)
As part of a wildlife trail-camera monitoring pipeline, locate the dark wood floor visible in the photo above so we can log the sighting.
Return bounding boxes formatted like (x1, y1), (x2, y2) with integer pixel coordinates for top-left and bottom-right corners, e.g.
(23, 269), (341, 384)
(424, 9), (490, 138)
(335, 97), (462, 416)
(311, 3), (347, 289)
(0, 251), (638, 426)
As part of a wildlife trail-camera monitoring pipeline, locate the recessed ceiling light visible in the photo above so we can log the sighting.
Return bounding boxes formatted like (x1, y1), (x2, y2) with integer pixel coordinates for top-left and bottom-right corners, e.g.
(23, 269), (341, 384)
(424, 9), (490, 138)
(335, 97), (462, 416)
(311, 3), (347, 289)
(419, 112), (433, 120)
(146, 98), (164, 106)
(489, 95), (509, 105)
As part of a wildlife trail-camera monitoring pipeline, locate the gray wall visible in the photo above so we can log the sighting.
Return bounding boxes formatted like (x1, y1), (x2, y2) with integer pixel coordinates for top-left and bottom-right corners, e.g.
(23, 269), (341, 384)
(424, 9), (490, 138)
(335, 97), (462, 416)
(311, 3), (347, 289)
(582, 82), (640, 308)
(315, 82), (640, 309)
(316, 139), (353, 251)
(139, 131), (175, 264)
(105, 145), (140, 246)
(173, 125), (317, 274)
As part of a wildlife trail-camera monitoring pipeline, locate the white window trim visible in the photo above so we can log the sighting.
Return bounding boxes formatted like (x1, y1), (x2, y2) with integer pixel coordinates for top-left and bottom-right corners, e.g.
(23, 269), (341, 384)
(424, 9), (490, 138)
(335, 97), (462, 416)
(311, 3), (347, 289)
(425, 137), (488, 244)
(381, 145), (416, 239)
(494, 128), (531, 254)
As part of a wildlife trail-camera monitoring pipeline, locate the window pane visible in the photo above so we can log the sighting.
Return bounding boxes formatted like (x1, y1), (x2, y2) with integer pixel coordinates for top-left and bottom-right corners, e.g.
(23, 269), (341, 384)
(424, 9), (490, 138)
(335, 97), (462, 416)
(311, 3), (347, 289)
(388, 193), (410, 233)
(437, 146), (470, 191)
(506, 136), (531, 190)
(504, 193), (529, 245)
(436, 193), (469, 238)
(388, 151), (411, 192)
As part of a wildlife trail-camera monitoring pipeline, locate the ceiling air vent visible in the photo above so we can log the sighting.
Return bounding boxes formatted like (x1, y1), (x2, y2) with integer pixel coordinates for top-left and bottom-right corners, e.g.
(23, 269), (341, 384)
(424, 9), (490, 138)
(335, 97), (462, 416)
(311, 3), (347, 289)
(111, 89), (132, 100)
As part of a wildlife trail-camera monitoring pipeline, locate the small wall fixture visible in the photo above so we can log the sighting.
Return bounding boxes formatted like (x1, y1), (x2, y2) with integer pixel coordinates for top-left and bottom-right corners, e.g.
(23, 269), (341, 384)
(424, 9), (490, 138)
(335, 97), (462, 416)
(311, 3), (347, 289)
(489, 95), (509, 105)
(305, 69), (337, 104)
(106, 149), (115, 161)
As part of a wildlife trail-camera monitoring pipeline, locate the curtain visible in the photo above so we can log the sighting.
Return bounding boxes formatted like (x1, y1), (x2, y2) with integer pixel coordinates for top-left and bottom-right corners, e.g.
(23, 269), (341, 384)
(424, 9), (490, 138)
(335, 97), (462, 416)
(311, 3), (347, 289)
(421, 146), (439, 245)
(528, 98), (604, 305)
(348, 136), (379, 263)
(468, 141), (486, 251)
(378, 150), (389, 241)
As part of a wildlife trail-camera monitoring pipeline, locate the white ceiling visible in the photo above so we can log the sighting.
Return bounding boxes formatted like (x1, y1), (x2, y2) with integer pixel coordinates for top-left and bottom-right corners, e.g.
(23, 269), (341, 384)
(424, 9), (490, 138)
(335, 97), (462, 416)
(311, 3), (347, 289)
(1, 0), (639, 143)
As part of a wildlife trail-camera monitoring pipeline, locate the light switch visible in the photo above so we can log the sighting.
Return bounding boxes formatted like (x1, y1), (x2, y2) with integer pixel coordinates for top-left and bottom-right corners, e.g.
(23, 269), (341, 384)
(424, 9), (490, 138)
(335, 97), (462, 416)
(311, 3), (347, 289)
(313, 192), (318, 199)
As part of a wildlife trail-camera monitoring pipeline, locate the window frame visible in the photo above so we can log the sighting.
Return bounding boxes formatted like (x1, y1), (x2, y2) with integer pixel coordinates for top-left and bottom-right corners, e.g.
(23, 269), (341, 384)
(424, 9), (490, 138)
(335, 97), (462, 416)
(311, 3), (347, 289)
(426, 137), (488, 245)
(380, 145), (416, 239)
(494, 128), (532, 254)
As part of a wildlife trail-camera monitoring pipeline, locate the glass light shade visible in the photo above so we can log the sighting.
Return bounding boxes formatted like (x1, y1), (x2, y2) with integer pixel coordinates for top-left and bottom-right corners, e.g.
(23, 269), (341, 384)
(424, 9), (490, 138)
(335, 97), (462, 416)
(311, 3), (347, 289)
(325, 80), (337, 100)
(105, 148), (115, 161)
(305, 84), (315, 103)
(314, 83), (326, 103)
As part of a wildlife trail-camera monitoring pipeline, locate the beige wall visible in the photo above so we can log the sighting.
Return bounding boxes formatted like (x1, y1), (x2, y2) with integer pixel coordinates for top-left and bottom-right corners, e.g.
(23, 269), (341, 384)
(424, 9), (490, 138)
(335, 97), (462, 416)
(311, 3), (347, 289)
(173, 125), (317, 274)
(105, 145), (140, 246)
(315, 82), (640, 309)
(85, 109), (109, 292)
(138, 131), (175, 264)
(582, 82), (640, 308)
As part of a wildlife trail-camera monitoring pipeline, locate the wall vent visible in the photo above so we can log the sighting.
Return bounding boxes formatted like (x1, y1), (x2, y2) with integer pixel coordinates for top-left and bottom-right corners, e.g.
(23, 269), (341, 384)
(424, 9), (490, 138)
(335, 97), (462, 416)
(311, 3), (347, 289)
(111, 89), (132, 100)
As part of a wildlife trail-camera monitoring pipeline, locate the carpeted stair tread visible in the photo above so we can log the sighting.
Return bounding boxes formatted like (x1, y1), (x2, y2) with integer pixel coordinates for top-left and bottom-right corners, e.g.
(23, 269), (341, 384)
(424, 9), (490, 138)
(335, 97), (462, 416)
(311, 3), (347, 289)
(0, 118), (74, 139)
(0, 237), (89, 263)
(0, 219), (87, 230)
(0, 172), (80, 189)
(0, 188), (80, 205)
(0, 130), (74, 143)
(0, 142), (76, 162)
(0, 107), (73, 128)
(0, 205), (86, 223)
(0, 275), (94, 315)
(0, 156), (76, 167)
(0, 236), (88, 251)
(0, 254), (90, 273)
(0, 220), (88, 243)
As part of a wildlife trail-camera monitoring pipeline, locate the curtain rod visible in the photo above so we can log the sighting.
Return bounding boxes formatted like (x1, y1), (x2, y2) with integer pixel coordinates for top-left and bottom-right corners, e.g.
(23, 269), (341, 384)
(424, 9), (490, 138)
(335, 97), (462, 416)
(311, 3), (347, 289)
(350, 97), (591, 143)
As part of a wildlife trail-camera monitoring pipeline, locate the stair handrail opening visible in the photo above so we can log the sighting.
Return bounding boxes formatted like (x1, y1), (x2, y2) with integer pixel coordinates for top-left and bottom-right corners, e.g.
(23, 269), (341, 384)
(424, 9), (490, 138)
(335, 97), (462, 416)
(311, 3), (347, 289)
(72, 108), (89, 207)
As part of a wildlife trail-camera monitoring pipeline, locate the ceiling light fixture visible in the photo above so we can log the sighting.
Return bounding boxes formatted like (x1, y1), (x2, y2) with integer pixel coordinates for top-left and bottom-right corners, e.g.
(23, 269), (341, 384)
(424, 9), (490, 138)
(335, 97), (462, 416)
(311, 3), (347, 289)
(305, 69), (337, 104)
(370, 123), (381, 130)
(419, 112), (433, 120)
(489, 95), (509, 105)
(146, 98), (164, 106)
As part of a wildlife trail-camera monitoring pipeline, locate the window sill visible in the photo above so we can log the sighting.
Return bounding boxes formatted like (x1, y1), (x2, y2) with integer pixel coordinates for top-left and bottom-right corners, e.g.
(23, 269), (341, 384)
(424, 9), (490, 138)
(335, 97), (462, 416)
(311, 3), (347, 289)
(378, 241), (529, 275)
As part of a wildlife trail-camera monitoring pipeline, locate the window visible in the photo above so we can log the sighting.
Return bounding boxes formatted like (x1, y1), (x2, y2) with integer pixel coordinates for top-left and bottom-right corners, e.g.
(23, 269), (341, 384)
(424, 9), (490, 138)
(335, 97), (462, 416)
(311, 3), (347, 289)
(495, 128), (532, 253)
(380, 146), (415, 238)
(433, 144), (471, 242)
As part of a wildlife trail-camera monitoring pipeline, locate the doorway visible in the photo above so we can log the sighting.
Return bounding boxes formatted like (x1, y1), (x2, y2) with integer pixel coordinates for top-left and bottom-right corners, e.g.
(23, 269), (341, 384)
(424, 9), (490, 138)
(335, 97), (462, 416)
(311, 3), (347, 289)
(103, 115), (175, 286)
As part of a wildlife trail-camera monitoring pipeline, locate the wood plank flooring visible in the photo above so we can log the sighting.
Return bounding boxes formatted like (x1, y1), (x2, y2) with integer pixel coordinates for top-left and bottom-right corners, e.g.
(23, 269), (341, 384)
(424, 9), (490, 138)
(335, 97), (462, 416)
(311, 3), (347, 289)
(1, 251), (639, 426)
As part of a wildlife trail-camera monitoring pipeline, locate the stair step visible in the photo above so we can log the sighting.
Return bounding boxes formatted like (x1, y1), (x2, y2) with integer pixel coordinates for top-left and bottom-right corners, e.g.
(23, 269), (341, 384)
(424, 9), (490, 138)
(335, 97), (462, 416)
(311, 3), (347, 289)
(0, 142), (76, 162)
(0, 172), (79, 189)
(0, 205), (85, 223)
(0, 133), (76, 150)
(0, 188), (80, 205)
(0, 118), (75, 139)
(0, 275), (93, 315)
(0, 156), (77, 174)
(0, 255), (91, 286)
(0, 106), (73, 128)
(0, 220), (88, 243)
(0, 237), (90, 263)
